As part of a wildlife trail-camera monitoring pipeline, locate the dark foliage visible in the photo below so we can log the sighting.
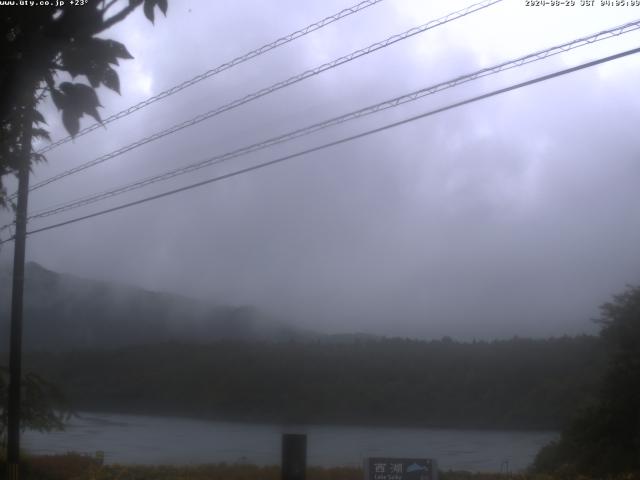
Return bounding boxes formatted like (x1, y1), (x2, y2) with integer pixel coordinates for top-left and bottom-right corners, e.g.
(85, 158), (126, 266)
(532, 285), (640, 477)
(19, 335), (605, 431)
(0, 0), (168, 453)
(0, 0), (168, 209)
(0, 366), (70, 447)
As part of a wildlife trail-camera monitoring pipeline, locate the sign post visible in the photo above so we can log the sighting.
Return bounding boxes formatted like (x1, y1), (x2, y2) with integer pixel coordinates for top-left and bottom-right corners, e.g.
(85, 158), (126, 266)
(365, 457), (438, 480)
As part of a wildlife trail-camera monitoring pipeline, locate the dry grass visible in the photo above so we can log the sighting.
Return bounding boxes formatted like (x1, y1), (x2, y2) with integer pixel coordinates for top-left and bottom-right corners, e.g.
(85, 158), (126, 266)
(1, 454), (638, 480)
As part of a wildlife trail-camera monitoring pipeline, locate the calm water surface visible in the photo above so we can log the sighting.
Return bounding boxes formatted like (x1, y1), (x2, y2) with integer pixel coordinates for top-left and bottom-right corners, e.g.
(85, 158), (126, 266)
(23, 412), (557, 472)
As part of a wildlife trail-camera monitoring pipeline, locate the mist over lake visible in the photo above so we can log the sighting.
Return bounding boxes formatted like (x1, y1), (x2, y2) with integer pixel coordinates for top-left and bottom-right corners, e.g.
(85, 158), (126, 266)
(23, 413), (557, 472)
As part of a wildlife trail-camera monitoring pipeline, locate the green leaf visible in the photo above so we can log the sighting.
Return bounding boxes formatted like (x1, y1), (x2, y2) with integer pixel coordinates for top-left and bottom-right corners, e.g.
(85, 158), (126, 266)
(86, 65), (102, 89)
(102, 66), (120, 94)
(32, 110), (47, 125)
(92, 38), (120, 65)
(105, 39), (133, 60)
(66, 82), (101, 107)
(50, 88), (65, 111)
(61, 43), (90, 78)
(59, 82), (103, 126)
(62, 109), (80, 137)
(73, 84), (102, 123)
(58, 81), (76, 97)
(158, 0), (168, 15)
(143, 0), (155, 23)
(62, 38), (121, 82)
(32, 128), (51, 142)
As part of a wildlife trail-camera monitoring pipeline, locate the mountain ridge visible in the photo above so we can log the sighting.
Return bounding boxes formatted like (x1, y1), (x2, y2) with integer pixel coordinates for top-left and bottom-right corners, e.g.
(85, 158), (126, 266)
(0, 262), (315, 351)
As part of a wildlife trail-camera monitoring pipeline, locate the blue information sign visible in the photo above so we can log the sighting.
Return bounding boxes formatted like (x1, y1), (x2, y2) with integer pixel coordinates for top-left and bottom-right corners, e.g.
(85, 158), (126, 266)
(365, 457), (438, 480)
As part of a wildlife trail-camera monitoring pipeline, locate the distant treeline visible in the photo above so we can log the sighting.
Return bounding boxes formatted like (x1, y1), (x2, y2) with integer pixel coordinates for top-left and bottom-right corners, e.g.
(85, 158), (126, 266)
(21, 336), (605, 430)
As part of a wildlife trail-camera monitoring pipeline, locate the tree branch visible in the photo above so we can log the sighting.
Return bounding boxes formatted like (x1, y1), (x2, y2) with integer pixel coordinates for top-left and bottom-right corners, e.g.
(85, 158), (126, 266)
(97, 0), (143, 34)
(101, 0), (120, 14)
(34, 84), (48, 104)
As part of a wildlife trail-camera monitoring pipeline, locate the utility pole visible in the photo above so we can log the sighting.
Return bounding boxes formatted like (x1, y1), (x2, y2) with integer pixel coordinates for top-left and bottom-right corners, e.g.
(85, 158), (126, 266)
(6, 100), (33, 480)
(282, 434), (307, 480)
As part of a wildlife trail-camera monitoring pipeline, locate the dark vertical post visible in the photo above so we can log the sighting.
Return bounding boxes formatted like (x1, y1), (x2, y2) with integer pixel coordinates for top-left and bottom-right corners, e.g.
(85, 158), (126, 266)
(6, 103), (33, 480)
(281, 433), (307, 480)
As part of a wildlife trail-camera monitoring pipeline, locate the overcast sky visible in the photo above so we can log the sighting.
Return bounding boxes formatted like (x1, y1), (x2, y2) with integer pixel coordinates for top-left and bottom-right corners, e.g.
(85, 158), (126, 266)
(1, 0), (640, 339)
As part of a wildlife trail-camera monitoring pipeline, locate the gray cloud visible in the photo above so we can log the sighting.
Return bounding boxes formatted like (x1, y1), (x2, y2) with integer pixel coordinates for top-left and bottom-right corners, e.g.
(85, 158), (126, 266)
(2, 0), (639, 340)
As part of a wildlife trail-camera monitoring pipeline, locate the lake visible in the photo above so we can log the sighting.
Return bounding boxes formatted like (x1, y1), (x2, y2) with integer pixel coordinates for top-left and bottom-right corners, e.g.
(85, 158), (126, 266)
(22, 412), (557, 472)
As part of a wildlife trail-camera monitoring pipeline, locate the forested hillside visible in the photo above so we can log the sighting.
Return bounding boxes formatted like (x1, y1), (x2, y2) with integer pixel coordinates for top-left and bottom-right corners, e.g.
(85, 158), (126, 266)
(0, 264), (610, 430)
(0, 263), (310, 350)
(21, 336), (605, 430)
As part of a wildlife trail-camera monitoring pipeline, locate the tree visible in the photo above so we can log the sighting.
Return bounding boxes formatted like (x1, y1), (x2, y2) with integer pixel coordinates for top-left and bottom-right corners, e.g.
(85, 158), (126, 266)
(0, 0), (168, 209)
(0, 366), (70, 449)
(533, 285), (640, 476)
(0, 0), (169, 459)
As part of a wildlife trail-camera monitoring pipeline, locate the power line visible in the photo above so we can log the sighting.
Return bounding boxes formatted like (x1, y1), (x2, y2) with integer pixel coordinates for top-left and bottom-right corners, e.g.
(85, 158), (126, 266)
(24, 18), (640, 222)
(23, 0), (502, 195)
(2, 45), (636, 245)
(36, 0), (387, 154)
